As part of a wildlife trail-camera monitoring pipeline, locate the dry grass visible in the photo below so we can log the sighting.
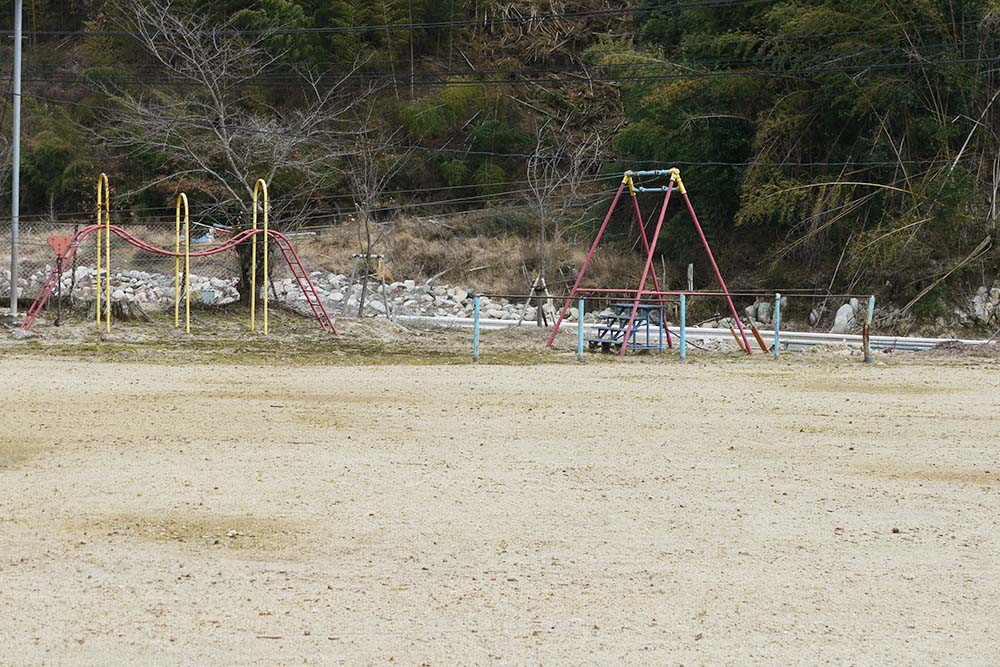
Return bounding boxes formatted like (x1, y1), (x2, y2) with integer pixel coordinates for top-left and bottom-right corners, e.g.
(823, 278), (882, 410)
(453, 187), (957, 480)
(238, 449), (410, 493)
(10, 213), (669, 299)
(297, 216), (649, 295)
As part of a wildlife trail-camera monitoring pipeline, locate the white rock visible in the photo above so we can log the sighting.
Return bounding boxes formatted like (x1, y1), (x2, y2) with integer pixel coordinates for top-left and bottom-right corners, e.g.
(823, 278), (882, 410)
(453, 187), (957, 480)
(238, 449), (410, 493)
(830, 303), (856, 334)
(757, 300), (772, 324)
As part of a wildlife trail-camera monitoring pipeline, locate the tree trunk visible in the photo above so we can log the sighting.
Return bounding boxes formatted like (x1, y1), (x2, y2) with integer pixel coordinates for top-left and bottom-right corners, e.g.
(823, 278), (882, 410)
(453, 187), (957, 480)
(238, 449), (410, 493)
(357, 216), (374, 317)
(235, 235), (269, 307)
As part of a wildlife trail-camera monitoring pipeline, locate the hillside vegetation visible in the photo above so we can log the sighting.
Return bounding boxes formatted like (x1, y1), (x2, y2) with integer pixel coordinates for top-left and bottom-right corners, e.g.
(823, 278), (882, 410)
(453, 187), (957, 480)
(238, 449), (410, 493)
(1, 0), (999, 320)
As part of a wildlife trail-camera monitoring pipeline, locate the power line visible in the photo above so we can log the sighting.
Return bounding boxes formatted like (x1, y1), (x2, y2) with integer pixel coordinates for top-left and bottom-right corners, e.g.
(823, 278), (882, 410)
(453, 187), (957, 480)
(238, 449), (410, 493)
(21, 90), (967, 173)
(9, 53), (1000, 96)
(9, 17), (992, 73)
(10, 28), (997, 76)
(0, 1), (771, 38)
(21, 87), (970, 164)
(9, 182), (613, 227)
(22, 79), (975, 165)
(9, 172), (620, 222)
(8, 152), (963, 225)
(12, 35), (994, 84)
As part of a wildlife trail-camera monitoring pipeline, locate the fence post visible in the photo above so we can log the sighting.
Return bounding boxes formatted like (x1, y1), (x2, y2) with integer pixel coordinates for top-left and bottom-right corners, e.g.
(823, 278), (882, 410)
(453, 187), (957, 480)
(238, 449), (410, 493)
(864, 294), (875, 363)
(658, 304), (664, 352)
(577, 298), (585, 361)
(773, 292), (781, 359)
(679, 293), (687, 361)
(473, 295), (481, 362)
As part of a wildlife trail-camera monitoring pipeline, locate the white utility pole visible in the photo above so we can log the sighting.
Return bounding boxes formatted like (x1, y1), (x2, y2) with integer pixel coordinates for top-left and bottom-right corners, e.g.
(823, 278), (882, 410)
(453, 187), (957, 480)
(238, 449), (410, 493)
(9, 0), (23, 318)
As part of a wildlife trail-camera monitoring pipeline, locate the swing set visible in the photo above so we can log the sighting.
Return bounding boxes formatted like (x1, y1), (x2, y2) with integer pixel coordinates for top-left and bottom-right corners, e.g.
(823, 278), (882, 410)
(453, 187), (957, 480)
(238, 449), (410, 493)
(545, 167), (752, 355)
(20, 174), (337, 334)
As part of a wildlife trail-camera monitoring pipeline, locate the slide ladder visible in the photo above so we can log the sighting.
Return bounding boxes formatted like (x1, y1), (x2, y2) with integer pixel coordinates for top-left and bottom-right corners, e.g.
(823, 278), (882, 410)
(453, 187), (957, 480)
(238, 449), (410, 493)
(21, 228), (93, 330)
(269, 232), (337, 333)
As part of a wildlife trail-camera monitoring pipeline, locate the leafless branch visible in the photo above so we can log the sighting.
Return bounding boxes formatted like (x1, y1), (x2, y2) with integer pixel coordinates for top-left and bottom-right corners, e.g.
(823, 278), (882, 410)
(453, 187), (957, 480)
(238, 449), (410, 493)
(94, 0), (374, 301)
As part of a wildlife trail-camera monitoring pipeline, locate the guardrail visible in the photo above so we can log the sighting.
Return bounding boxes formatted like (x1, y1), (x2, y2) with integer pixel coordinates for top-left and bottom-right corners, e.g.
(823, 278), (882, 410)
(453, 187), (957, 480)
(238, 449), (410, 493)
(394, 313), (991, 355)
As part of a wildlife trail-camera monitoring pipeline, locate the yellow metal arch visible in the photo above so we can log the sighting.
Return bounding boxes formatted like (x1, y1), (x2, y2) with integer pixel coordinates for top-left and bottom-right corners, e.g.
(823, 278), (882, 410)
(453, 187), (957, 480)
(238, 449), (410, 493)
(174, 193), (191, 333)
(251, 178), (269, 335)
(95, 173), (111, 332)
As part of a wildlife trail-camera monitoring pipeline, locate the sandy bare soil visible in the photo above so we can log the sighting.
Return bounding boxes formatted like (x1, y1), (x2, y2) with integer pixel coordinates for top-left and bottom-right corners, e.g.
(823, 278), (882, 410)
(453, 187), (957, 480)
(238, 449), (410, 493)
(1, 347), (999, 665)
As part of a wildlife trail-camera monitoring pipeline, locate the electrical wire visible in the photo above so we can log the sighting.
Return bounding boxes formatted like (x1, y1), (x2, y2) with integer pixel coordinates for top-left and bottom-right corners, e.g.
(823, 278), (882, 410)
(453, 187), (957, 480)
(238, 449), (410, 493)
(8, 170), (619, 223)
(6, 16), (990, 82)
(8, 151), (960, 225)
(5, 8), (991, 226)
(0, 1), (773, 38)
(18, 87), (980, 166)
(8, 47), (999, 90)
(12, 35), (995, 79)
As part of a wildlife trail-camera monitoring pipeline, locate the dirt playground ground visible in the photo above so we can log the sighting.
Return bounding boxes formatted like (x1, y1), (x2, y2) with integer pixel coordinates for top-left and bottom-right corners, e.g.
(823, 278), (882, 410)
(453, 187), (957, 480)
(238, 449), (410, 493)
(1, 324), (999, 665)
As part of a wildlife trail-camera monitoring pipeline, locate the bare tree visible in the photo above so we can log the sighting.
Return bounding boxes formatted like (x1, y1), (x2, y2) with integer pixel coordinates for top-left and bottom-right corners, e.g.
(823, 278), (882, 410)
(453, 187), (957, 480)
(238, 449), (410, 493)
(97, 0), (369, 300)
(525, 123), (601, 323)
(349, 109), (413, 316)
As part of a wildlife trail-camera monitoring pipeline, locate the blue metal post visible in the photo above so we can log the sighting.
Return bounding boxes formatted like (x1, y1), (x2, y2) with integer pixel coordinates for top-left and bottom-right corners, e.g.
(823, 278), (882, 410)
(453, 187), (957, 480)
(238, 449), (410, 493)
(658, 306), (664, 352)
(865, 294), (876, 364)
(473, 295), (481, 361)
(773, 292), (781, 359)
(577, 298), (585, 361)
(679, 293), (687, 360)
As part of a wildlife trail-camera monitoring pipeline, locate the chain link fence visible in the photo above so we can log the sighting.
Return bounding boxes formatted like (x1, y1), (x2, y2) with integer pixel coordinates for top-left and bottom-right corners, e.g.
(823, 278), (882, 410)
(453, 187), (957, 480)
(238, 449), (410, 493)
(0, 217), (280, 313)
(0, 216), (374, 324)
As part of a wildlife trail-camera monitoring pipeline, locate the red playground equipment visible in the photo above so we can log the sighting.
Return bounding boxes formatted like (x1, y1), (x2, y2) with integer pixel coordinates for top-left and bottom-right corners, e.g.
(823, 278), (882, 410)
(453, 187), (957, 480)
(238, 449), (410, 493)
(545, 167), (751, 355)
(20, 174), (337, 334)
